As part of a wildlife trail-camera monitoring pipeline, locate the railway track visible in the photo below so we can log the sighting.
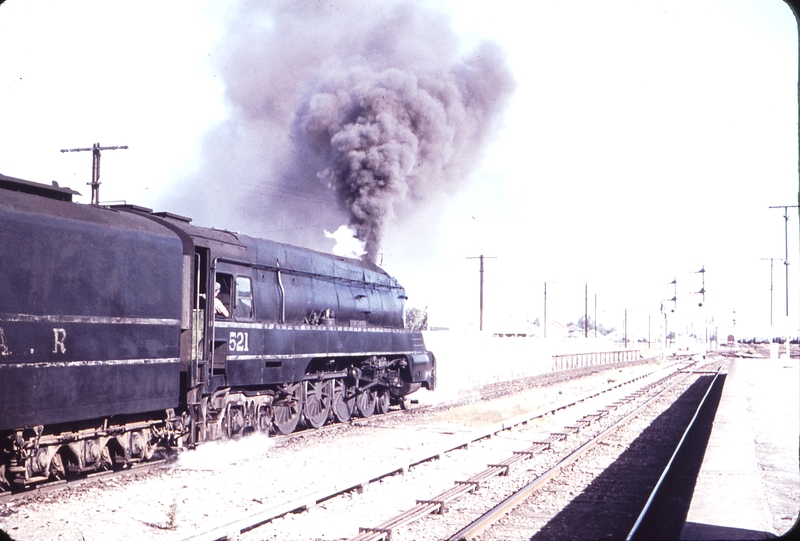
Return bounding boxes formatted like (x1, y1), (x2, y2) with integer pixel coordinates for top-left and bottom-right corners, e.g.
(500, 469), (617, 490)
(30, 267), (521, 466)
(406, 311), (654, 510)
(169, 358), (691, 541)
(624, 367), (725, 540)
(439, 365), (724, 541)
(347, 360), (717, 541)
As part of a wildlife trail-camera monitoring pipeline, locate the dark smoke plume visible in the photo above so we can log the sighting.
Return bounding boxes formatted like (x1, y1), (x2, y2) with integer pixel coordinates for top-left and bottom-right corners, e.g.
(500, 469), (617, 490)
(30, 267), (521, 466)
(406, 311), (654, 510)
(171, 1), (515, 261)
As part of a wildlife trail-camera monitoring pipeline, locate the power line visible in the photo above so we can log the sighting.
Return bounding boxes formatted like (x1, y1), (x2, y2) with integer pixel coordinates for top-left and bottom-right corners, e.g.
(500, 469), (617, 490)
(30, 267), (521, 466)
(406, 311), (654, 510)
(238, 182), (336, 207)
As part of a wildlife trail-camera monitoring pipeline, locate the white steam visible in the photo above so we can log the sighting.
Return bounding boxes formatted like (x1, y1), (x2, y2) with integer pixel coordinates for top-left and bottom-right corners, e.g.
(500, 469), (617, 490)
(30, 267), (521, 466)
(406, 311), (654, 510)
(324, 225), (367, 259)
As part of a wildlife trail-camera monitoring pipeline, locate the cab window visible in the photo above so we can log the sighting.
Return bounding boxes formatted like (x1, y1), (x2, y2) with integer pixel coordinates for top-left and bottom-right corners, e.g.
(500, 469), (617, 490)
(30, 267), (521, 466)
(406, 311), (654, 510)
(214, 273), (232, 319)
(235, 276), (254, 320)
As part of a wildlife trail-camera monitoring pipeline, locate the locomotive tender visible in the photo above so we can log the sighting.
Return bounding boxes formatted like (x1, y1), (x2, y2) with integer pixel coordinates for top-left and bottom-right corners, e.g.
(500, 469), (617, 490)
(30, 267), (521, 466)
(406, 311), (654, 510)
(0, 173), (435, 491)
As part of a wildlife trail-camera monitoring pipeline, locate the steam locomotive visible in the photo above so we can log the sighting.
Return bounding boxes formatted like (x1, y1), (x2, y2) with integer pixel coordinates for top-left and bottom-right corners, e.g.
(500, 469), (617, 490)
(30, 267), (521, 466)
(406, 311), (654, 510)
(0, 173), (435, 491)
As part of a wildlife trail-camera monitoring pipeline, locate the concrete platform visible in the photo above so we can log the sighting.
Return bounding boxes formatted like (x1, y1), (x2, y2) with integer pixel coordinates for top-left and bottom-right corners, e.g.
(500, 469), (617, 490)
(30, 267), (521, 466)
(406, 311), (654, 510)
(681, 358), (800, 540)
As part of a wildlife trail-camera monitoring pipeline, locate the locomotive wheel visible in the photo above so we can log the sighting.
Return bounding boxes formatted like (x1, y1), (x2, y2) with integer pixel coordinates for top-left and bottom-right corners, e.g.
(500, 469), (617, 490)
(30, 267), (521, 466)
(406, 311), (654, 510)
(99, 445), (113, 471)
(273, 383), (302, 435)
(49, 451), (66, 480)
(303, 380), (332, 429)
(0, 464), (9, 491)
(332, 379), (354, 423)
(356, 389), (376, 418)
(256, 404), (271, 433)
(225, 406), (245, 439)
(376, 389), (390, 415)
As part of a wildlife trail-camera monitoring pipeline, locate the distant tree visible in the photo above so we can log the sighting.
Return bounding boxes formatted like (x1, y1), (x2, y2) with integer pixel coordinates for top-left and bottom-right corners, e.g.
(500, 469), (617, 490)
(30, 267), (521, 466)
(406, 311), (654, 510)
(569, 315), (615, 336)
(532, 317), (540, 327)
(406, 306), (428, 330)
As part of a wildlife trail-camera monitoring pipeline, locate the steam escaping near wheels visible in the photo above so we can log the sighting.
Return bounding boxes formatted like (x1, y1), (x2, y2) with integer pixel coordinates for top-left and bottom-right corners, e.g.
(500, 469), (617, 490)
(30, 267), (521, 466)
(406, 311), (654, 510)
(173, 433), (275, 471)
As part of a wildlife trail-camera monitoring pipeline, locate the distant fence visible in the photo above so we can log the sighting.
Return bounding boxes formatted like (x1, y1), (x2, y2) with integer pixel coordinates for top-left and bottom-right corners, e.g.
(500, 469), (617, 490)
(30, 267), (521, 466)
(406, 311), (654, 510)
(552, 349), (643, 371)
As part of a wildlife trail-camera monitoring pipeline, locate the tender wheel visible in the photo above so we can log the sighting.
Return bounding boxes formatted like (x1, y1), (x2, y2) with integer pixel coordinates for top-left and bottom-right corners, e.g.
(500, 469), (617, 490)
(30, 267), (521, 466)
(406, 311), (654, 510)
(303, 380), (332, 429)
(273, 383), (302, 435)
(332, 379), (354, 423)
(376, 389), (390, 415)
(256, 404), (271, 433)
(224, 406), (245, 439)
(49, 452), (65, 481)
(356, 389), (376, 418)
(99, 445), (114, 471)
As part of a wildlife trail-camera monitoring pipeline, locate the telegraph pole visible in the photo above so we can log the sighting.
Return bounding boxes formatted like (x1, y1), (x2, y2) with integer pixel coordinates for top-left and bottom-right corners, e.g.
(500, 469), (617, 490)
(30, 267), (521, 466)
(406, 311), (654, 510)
(769, 205), (798, 316)
(584, 284), (588, 338)
(624, 308), (628, 348)
(467, 255), (496, 331)
(761, 258), (781, 326)
(543, 282), (547, 338)
(61, 142), (128, 205)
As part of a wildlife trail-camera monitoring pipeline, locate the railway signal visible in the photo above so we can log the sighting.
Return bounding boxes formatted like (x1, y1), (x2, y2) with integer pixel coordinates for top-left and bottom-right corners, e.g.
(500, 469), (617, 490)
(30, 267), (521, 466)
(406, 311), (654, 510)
(61, 142), (128, 205)
(692, 266), (706, 307)
(667, 278), (677, 312)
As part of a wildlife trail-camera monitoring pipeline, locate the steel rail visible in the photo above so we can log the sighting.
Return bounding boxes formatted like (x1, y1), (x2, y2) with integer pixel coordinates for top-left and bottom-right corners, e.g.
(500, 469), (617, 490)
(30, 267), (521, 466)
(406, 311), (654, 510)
(624, 367), (723, 540)
(181, 362), (685, 541)
(445, 366), (708, 541)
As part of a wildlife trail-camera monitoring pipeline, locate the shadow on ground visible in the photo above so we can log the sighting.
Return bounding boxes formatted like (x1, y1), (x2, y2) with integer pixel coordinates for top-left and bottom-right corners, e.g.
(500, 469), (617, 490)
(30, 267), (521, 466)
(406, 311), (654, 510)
(529, 374), (725, 541)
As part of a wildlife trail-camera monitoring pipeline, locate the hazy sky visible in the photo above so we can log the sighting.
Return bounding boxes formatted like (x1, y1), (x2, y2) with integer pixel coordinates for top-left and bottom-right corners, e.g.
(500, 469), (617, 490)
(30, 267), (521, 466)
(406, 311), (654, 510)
(1, 0), (797, 339)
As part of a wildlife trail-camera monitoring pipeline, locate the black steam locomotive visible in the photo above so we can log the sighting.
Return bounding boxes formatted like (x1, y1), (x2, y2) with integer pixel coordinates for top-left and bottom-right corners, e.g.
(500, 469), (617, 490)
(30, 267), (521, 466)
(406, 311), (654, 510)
(0, 173), (435, 491)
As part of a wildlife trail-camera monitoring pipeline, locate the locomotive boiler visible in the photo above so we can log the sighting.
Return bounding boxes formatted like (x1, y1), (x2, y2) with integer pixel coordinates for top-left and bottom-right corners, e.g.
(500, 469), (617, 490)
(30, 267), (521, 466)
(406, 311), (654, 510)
(0, 173), (435, 491)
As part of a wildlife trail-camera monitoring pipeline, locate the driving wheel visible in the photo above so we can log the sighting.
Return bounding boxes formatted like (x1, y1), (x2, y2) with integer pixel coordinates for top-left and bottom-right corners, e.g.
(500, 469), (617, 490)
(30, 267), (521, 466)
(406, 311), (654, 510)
(356, 388), (376, 418)
(273, 383), (302, 435)
(332, 379), (354, 423)
(303, 380), (332, 429)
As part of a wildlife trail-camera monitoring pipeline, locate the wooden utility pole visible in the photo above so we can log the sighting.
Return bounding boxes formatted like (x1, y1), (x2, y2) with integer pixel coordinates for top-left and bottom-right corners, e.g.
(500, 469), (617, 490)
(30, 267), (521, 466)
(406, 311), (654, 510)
(761, 258), (781, 326)
(769, 205), (798, 316)
(467, 255), (495, 331)
(624, 308), (628, 348)
(769, 205), (797, 316)
(584, 284), (588, 338)
(544, 282), (547, 338)
(61, 142), (128, 205)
